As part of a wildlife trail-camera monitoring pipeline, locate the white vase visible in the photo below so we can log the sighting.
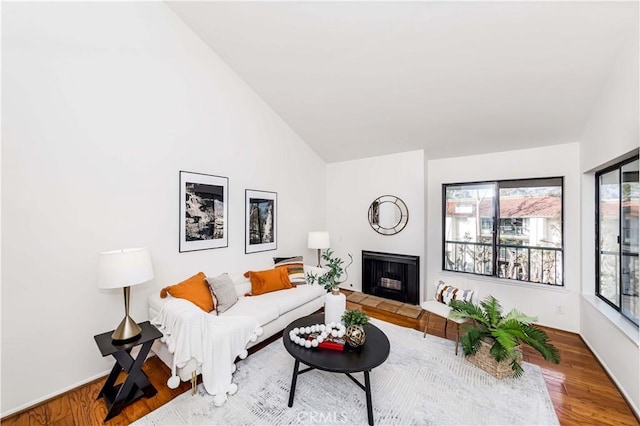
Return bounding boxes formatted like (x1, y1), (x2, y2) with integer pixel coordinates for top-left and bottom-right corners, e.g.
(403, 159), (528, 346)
(324, 289), (346, 324)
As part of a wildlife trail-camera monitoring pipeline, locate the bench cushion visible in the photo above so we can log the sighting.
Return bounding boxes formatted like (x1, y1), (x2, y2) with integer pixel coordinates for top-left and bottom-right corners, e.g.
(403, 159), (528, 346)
(420, 300), (468, 324)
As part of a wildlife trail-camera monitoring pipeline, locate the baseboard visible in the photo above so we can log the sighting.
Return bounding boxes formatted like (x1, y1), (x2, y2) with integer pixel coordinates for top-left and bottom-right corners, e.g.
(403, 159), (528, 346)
(0, 369), (111, 419)
(580, 334), (640, 421)
(1, 346), (148, 420)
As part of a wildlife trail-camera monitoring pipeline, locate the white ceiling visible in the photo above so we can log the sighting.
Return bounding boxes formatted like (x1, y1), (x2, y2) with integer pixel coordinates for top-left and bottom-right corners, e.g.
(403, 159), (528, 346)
(167, 1), (638, 163)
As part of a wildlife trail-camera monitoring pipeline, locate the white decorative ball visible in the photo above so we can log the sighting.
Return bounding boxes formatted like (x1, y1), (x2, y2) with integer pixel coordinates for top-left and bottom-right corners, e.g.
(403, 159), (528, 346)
(298, 339), (305, 346)
(239, 350), (248, 359)
(293, 327), (299, 334)
(337, 330), (345, 338)
(311, 340), (319, 347)
(320, 324), (326, 332)
(256, 327), (264, 336)
(231, 363), (237, 373)
(330, 322), (336, 328)
(167, 375), (180, 389)
(250, 334), (257, 342)
(304, 340), (311, 348)
(311, 325), (317, 333)
(331, 330), (338, 337)
(317, 336), (324, 343)
(321, 331), (328, 339)
(294, 336), (300, 344)
(305, 327), (311, 334)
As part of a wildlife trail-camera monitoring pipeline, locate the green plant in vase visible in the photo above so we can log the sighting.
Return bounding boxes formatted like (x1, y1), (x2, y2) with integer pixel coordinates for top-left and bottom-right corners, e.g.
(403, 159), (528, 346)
(449, 295), (560, 377)
(342, 309), (369, 348)
(342, 309), (369, 327)
(307, 249), (354, 325)
(306, 249), (352, 293)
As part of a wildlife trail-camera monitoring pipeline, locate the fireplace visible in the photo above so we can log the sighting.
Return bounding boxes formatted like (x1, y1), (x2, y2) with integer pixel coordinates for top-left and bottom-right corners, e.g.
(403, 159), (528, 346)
(362, 251), (419, 304)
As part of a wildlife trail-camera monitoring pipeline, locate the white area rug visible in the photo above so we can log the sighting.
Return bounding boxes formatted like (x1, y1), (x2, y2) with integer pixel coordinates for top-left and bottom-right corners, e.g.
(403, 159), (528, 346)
(134, 319), (559, 425)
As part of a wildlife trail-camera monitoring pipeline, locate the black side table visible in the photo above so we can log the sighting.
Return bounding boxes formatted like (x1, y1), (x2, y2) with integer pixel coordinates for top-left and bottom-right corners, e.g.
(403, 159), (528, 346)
(94, 321), (162, 422)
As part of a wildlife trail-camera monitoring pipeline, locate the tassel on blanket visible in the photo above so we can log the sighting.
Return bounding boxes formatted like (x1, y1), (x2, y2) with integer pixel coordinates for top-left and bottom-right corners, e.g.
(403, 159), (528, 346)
(249, 326), (264, 343)
(228, 383), (238, 395)
(213, 382), (240, 406)
(167, 375), (180, 389)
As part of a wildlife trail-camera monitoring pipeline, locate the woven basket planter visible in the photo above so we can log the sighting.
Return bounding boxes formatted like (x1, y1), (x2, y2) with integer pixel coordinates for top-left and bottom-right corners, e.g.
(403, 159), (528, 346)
(467, 339), (522, 379)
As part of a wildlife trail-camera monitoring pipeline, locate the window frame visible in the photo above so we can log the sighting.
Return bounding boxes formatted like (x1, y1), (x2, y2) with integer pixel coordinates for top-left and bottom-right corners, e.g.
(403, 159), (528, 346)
(442, 176), (565, 286)
(595, 155), (639, 326)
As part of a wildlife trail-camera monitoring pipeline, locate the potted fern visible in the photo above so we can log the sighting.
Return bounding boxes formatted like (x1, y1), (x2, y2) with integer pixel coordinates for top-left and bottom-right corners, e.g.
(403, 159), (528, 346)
(449, 295), (560, 378)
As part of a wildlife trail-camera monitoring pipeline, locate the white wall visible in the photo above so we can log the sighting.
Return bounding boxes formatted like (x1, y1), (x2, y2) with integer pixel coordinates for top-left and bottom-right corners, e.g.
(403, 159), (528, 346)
(427, 143), (581, 332)
(1, 2), (326, 415)
(579, 33), (639, 417)
(326, 150), (425, 298)
(581, 36), (639, 173)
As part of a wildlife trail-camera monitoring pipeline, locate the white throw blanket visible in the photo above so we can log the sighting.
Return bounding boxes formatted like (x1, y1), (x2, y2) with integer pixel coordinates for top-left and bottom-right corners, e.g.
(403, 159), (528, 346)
(151, 298), (262, 405)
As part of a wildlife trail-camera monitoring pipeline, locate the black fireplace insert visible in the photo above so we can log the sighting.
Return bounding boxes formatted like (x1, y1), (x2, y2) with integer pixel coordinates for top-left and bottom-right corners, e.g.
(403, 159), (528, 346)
(362, 250), (419, 304)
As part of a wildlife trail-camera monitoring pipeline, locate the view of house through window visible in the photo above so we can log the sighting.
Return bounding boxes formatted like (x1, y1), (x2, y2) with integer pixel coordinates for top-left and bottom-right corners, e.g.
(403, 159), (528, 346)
(443, 178), (563, 286)
(597, 156), (639, 326)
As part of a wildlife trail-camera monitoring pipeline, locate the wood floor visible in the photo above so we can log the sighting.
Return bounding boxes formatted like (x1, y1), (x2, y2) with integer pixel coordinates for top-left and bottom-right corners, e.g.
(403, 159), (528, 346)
(3, 302), (638, 426)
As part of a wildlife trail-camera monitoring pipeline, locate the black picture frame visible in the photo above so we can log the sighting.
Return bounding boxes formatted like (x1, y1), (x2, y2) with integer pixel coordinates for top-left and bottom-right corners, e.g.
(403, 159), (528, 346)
(245, 189), (277, 254)
(179, 171), (229, 252)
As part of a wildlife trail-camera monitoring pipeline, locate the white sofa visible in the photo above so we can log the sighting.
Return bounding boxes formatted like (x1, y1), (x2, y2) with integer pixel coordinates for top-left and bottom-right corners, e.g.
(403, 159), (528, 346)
(147, 267), (326, 385)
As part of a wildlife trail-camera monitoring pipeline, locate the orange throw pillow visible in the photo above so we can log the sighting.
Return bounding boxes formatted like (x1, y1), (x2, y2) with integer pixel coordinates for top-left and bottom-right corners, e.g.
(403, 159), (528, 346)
(243, 268), (294, 296)
(160, 272), (215, 312)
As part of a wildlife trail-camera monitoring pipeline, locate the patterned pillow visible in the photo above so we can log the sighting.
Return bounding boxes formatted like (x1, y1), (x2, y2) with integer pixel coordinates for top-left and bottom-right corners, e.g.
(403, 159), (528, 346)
(274, 256), (306, 285)
(435, 280), (474, 305)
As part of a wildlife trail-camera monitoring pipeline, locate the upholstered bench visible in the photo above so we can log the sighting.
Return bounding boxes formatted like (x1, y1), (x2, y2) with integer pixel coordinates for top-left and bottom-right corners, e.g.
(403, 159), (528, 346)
(420, 281), (476, 356)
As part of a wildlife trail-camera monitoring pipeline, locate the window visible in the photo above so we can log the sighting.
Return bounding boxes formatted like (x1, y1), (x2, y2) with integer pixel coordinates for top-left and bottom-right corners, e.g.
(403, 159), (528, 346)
(596, 156), (639, 326)
(443, 177), (563, 286)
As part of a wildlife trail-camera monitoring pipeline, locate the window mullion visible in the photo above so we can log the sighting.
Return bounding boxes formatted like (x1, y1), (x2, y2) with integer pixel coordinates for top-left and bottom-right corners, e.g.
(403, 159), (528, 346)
(493, 182), (499, 279)
(618, 167), (623, 310)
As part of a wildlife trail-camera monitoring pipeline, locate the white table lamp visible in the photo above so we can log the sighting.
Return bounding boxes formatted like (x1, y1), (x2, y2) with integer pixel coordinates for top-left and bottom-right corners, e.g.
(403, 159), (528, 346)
(308, 231), (330, 267)
(98, 247), (154, 342)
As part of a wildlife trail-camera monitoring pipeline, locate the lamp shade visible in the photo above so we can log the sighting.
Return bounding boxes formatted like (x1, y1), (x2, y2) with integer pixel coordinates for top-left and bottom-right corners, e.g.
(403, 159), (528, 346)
(308, 231), (330, 249)
(98, 247), (154, 289)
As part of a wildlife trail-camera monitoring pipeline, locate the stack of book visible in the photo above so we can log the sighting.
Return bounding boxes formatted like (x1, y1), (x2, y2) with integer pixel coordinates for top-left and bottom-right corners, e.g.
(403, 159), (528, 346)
(307, 334), (345, 351)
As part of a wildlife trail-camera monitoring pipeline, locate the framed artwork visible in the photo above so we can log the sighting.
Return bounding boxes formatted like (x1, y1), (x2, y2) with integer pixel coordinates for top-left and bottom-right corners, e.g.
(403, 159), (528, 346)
(245, 189), (277, 254)
(179, 171), (228, 252)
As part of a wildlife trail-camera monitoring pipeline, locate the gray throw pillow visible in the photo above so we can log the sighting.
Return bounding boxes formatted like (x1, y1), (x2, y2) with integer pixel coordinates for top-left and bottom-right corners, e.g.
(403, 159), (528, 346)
(206, 273), (238, 314)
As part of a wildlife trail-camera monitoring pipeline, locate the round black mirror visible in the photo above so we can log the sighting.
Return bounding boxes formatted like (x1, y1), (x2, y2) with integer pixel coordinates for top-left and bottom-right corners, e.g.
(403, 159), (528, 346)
(368, 195), (408, 235)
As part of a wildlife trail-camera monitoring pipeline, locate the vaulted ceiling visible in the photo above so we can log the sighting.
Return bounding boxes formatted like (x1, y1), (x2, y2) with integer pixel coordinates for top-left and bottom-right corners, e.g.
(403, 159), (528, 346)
(167, 1), (638, 163)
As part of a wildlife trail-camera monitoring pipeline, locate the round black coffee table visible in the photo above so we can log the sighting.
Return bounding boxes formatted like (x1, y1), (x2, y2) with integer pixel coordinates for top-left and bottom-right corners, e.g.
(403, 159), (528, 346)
(283, 313), (390, 426)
